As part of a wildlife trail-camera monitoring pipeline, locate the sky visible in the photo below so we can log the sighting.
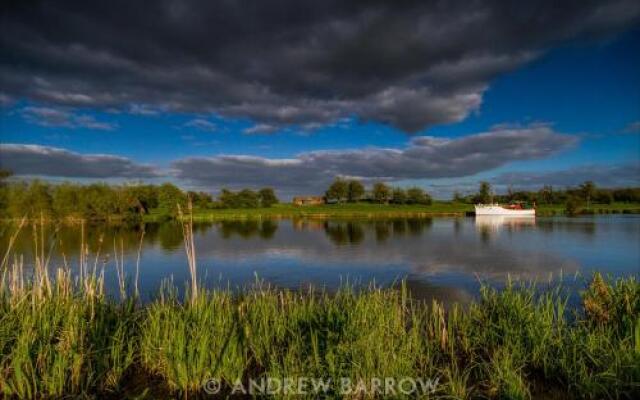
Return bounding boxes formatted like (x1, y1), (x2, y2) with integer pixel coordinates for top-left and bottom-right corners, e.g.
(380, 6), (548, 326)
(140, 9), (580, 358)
(1, 0), (639, 198)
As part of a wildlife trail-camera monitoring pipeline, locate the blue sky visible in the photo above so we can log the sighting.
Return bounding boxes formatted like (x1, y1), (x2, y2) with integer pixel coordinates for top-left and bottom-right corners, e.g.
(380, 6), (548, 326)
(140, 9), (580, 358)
(1, 2), (639, 198)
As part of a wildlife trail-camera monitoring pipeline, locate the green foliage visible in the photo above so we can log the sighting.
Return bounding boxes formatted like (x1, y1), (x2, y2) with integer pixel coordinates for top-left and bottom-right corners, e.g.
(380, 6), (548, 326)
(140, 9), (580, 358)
(325, 178), (348, 203)
(580, 181), (596, 208)
(372, 181), (390, 203)
(0, 169), (12, 180)
(612, 187), (640, 202)
(157, 183), (187, 215)
(258, 187), (279, 207)
(140, 291), (246, 392)
(218, 188), (264, 208)
(347, 180), (365, 202)
(477, 181), (492, 204)
(565, 197), (582, 216)
(406, 187), (432, 205)
(1, 274), (638, 398)
(392, 187), (407, 204)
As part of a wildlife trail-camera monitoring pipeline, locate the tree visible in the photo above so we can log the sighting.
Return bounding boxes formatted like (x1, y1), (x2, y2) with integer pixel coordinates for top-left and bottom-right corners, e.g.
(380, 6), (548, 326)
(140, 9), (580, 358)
(477, 181), (492, 204)
(188, 191), (214, 209)
(565, 197), (582, 216)
(406, 187), (431, 205)
(392, 187), (407, 204)
(157, 183), (187, 215)
(326, 178), (348, 203)
(259, 187), (279, 207)
(0, 169), (12, 217)
(594, 190), (613, 205)
(580, 181), (596, 209)
(347, 180), (365, 202)
(52, 183), (81, 218)
(452, 191), (465, 203)
(79, 183), (120, 219)
(0, 169), (12, 181)
(236, 189), (260, 208)
(219, 189), (238, 208)
(25, 180), (53, 218)
(538, 185), (554, 205)
(124, 184), (159, 214)
(372, 182), (390, 203)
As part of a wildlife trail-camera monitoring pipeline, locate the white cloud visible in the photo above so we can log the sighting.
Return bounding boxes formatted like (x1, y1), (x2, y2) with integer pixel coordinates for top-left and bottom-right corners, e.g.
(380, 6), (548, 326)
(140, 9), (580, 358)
(183, 118), (217, 132)
(173, 124), (578, 192)
(21, 106), (117, 131)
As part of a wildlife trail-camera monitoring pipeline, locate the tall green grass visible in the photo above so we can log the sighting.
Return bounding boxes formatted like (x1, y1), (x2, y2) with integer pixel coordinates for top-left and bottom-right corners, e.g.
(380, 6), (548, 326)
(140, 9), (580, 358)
(0, 272), (638, 399)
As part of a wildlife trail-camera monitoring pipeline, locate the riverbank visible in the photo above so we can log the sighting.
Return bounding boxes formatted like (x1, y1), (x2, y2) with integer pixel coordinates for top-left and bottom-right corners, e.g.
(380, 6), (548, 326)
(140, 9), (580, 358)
(0, 273), (638, 399)
(142, 201), (640, 221)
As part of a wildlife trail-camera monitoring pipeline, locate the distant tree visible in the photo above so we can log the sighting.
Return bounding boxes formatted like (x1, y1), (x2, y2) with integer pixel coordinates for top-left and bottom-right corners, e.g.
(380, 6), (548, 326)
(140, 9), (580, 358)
(406, 187), (422, 204)
(347, 180), (365, 202)
(372, 182), (391, 203)
(0, 169), (12, 217)
(236, 189), (260, 208)
(187, 191), (214, 209)
(0, 169), (12, 181)
(219, 188), (238, 208)
(565, 196), (582, 216)
(259, 187), (279, 207)
(612, 188), (640, 202)
(124, 184), (158, 214)
(538, 185), (554, 205)
(79, 183), (121, 219)
(594, 190), (613, 205)
(452, 191), (465, 203)
(52, 183), (81, 218)
(477, 181), (492, 204)
(392, 187), (407, 204)
(326, 178), (348, 203)
(406, 187), (432, 205)
(157, 183), (187, 215)
(580, 181), (596, 209)
(25, 180), (53, 218)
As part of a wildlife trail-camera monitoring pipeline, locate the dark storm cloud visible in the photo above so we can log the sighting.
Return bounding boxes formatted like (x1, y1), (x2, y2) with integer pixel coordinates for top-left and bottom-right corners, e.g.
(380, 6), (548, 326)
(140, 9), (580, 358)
(0, 144), (159, 178)
(172, 124), (577, 192)
(1, 1), (638, 132)
(495, 163), (640, 188)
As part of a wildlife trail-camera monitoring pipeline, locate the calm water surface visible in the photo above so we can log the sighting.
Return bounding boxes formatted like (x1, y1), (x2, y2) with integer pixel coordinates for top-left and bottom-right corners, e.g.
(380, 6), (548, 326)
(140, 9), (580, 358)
(2, 215), (639, 303)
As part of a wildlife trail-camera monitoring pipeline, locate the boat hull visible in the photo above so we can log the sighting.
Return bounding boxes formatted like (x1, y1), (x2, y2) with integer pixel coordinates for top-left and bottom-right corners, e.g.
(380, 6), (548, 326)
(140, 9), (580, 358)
(474, 205), (535, 216)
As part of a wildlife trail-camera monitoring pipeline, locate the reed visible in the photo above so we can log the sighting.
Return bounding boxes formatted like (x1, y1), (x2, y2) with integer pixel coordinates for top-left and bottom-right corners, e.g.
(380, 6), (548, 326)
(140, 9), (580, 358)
(0, 220), (638, 398)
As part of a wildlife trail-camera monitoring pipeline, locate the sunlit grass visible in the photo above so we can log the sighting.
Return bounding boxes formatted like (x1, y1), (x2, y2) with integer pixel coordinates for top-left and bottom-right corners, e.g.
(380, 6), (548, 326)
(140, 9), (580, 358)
(0, 270), (638, 399)
(147, 201), (640, 221)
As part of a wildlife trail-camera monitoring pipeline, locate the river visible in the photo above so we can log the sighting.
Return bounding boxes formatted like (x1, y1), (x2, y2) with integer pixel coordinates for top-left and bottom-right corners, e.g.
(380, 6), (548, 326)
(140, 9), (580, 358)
(1, 215), (638, 303)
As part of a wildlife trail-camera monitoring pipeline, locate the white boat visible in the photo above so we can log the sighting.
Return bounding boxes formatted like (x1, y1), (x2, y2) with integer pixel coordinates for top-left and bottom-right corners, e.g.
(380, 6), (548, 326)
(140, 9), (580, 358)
(474, 203), (535, 216)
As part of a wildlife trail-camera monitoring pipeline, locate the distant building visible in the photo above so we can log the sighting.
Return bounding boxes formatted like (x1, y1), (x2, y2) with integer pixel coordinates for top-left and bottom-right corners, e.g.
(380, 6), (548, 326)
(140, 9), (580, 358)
(292, 195), (326, 206)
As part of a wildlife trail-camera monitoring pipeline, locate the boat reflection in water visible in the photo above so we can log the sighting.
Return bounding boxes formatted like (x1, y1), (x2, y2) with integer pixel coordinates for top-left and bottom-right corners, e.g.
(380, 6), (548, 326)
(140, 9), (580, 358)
(475, 215), (536, 231)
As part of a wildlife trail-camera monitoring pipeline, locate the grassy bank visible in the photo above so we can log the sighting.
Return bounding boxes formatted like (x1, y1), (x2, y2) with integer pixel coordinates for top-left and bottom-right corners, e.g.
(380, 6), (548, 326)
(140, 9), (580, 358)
(0, 272), (638, 399)
(145, 201), (640, 221)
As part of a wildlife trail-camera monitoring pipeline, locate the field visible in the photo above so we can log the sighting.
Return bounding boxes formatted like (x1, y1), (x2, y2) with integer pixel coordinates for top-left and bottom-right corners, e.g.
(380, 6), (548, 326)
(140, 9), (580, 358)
(143, 201), (640, 221)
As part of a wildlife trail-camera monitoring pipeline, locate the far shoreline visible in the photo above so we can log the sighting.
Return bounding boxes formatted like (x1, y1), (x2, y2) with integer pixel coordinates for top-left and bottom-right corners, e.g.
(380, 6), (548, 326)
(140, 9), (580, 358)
(2, 202), (640, 224)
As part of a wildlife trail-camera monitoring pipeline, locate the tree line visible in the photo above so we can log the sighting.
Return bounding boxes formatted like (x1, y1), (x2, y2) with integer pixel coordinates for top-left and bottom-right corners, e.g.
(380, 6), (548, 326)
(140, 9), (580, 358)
(0, 170), (279, 220)
(324, 178), (433, 205)
(456, 181), (640, 206)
